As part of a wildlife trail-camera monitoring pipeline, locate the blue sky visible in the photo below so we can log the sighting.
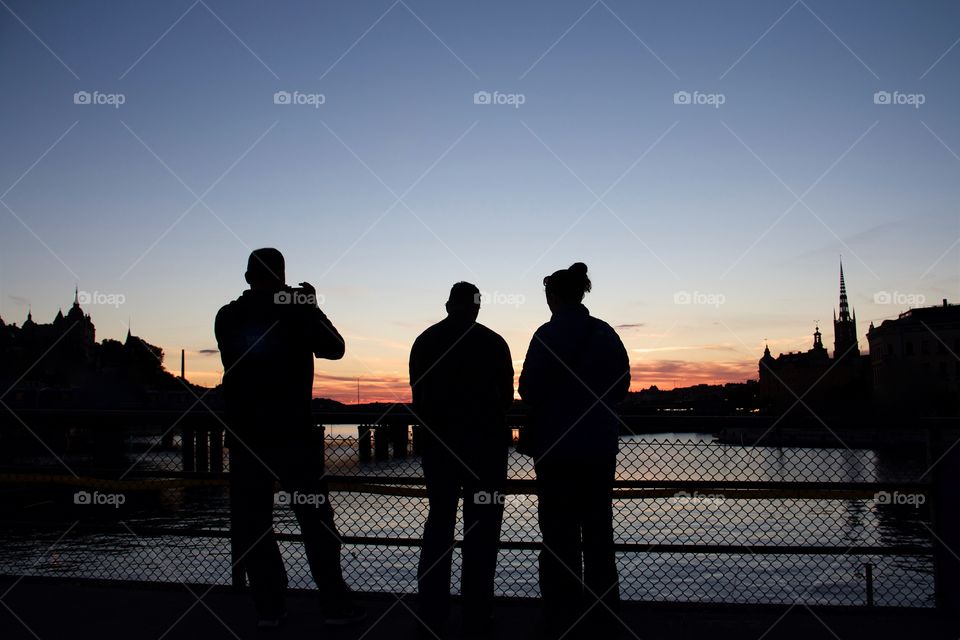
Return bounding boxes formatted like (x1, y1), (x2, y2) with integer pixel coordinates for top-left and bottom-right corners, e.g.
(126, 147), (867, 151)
(2, 0), (959, 400)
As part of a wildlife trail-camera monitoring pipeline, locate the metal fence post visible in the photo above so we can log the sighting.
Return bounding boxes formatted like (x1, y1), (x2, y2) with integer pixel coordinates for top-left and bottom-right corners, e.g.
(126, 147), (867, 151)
(932, 425), (960, 611)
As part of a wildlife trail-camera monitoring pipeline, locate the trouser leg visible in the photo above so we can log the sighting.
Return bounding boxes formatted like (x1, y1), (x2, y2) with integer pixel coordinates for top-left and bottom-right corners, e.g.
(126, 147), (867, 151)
(418, 453), (460, 623)
(536, 463), (583, 623)
(461, 469), (506, 620)
(283, 445), (348, 599)
(230, 449), (287, 618)
(580, 459), (619, 614)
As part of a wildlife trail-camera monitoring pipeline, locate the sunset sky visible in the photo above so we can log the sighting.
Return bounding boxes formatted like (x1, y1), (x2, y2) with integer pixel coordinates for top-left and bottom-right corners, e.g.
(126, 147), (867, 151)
(2, 1), (959, 403)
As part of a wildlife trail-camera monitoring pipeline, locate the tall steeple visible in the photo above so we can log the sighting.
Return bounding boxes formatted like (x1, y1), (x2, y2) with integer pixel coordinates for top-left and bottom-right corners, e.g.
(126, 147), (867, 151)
(833, 258), (859, 359)
(838, 261), (851, 323)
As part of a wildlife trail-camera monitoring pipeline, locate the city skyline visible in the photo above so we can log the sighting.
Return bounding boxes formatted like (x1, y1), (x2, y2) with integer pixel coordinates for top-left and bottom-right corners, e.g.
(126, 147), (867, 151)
(2, 1), (959, 402)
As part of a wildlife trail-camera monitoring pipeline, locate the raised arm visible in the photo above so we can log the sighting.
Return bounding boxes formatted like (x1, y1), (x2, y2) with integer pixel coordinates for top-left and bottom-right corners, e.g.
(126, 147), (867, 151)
(307, 306), (345, 360)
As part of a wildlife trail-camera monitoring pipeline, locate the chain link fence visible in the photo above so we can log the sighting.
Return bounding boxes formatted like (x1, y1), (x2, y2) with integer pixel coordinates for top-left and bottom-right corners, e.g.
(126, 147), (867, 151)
(0, 422), (935, 607)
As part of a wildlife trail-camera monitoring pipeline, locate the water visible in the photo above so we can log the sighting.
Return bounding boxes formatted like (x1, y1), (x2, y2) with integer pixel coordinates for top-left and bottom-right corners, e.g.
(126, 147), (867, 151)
(0, 429), (934, 606)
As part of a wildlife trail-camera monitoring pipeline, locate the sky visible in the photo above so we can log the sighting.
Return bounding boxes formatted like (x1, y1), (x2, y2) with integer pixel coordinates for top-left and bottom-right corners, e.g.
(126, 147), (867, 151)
(1, 0), (959, 402)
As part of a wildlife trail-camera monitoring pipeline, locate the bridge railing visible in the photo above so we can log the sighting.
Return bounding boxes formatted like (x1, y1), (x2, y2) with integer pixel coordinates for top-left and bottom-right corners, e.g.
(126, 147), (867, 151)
(0, 414), (949, 608)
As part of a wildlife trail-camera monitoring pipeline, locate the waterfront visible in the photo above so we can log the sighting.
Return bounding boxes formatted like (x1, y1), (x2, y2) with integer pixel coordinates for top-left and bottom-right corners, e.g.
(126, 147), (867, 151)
(0, 431), (933, 606)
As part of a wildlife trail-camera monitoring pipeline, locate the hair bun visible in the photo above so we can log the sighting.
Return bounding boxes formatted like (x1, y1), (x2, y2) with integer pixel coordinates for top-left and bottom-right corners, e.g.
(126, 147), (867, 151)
(569, 262), (588, 276)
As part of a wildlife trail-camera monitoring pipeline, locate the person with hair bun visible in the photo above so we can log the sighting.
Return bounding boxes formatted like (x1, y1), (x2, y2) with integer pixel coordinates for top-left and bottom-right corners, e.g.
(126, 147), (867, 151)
(518, 262), (630, 636)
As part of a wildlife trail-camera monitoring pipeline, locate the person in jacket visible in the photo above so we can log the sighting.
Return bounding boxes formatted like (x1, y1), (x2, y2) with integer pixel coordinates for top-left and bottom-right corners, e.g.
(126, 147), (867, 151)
(215, 248), (365, 628)
(518, 262), (630, 636)
(409, 282), (514, 636)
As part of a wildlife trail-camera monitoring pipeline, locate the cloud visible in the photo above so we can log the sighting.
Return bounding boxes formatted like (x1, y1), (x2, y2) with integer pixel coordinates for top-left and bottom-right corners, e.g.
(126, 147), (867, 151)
(632, 343), (740, 354)
(615, 323), (646, 330)
(630, 359), (756, 389)
(314, 372), (410, 403)
(7, 295), (30, 306)
(195, 348), (219, 355)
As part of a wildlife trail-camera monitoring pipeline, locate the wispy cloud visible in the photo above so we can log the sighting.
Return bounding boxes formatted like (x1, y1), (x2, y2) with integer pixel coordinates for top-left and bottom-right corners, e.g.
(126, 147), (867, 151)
(630, 359), (756, 389)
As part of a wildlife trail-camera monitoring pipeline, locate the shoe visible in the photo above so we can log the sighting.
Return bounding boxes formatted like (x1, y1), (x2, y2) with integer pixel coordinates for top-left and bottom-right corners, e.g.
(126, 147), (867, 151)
(256, 611), (288, 629)
(321, 601), (367, 626)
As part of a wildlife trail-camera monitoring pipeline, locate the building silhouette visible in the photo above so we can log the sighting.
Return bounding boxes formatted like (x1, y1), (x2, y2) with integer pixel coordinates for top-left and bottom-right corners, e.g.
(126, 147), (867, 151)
(867, 299), (960, 416)
(833, 262), (859, 362)
(0, 290), (195, 409)
(759, 261), (871, 415)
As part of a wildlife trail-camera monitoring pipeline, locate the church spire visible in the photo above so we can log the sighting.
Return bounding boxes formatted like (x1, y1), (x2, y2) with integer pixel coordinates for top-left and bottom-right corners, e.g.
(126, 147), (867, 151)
(833, 258), (859, 359)
(838, 258), (851, 322)
(74, 285), (79, 307)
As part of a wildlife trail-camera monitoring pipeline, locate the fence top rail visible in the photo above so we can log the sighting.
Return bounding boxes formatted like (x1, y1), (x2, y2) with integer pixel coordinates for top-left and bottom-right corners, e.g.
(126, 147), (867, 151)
(2, 408), (960, 429)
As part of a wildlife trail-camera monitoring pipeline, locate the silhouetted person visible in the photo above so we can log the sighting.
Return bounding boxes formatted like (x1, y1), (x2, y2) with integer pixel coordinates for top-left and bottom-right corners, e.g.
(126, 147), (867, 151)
(518, 263), (630, 637)
(215, 248), (365, 628)
(409, 282), (514, 636)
